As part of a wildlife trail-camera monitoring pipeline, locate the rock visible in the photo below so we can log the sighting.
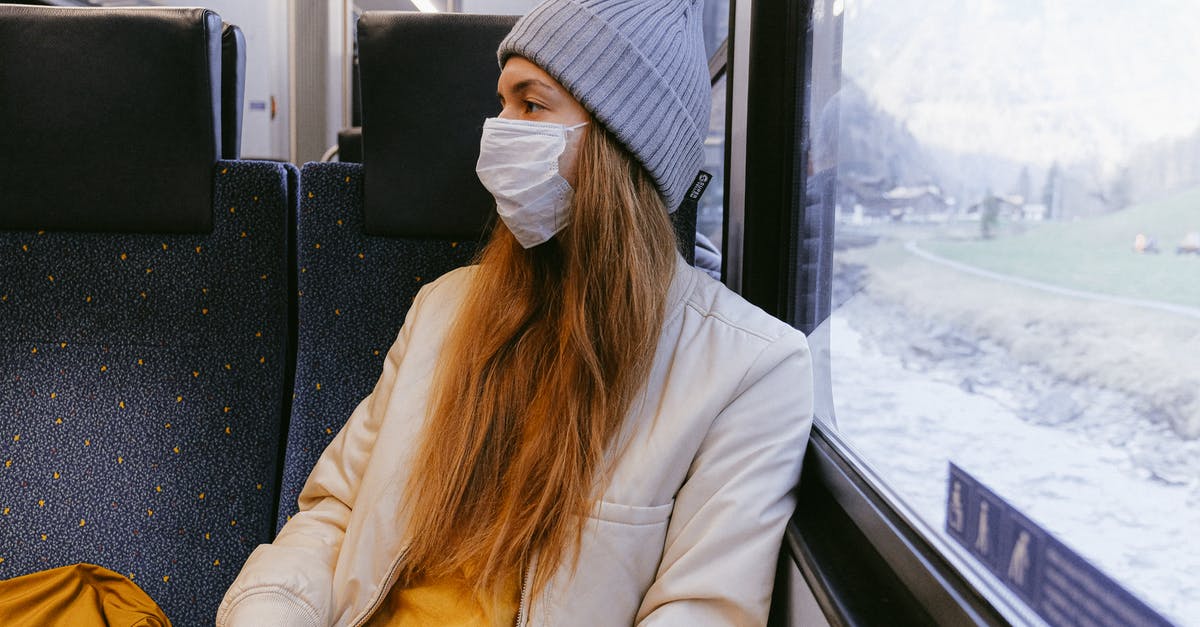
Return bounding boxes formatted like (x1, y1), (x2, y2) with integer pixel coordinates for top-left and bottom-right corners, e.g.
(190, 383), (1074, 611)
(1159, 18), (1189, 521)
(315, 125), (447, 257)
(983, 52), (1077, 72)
(1157, 387), (1199, 441)
(933, 331), (981, 359)
(1023, 388), (1082, 426)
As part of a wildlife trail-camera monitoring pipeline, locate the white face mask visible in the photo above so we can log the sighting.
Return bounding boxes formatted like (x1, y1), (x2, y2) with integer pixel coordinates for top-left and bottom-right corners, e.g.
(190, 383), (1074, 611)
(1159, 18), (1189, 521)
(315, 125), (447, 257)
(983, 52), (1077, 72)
(475, 117), (588, 248)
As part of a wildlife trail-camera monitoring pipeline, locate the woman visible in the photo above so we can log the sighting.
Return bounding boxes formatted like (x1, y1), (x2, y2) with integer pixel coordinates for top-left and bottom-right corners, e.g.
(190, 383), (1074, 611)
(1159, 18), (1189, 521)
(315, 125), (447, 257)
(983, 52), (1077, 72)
(218, 1), (813, 625)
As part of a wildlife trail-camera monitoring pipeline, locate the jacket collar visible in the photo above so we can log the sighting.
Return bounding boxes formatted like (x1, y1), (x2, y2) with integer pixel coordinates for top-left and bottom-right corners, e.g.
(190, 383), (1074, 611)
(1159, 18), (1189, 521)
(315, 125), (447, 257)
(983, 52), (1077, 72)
(663, 252), (697, 327)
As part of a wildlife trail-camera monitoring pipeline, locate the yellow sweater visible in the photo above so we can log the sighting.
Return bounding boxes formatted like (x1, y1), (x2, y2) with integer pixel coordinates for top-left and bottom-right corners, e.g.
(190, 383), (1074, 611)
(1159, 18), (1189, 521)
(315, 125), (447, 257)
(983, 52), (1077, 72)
(366, 571), (519, 627)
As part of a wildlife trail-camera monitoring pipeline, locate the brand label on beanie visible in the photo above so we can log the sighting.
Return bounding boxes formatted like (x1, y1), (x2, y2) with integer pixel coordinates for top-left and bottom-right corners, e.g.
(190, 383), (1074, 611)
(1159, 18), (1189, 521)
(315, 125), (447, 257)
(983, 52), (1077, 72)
(687, 171), (712, 203)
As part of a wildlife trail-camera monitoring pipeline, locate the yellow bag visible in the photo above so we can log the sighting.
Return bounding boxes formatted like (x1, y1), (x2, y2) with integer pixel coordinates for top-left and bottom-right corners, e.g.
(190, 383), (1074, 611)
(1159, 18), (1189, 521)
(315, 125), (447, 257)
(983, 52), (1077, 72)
(0, 563), (170, 627)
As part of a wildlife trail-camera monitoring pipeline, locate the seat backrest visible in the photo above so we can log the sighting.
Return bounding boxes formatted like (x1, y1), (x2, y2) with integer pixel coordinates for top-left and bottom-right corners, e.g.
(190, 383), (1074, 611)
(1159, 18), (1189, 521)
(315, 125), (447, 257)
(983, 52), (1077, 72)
(274, 12), (516, 529)
(221, 22), (246, 159)
(277, 162), (478, 531)
(0, 161), (295, 625)
(0, 7), (296, 624)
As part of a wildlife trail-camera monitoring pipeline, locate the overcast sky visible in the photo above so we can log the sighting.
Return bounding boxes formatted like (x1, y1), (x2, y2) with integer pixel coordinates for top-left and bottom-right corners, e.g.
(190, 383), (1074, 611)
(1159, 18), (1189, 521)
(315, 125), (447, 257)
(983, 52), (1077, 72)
(841, 0), (1200, 169)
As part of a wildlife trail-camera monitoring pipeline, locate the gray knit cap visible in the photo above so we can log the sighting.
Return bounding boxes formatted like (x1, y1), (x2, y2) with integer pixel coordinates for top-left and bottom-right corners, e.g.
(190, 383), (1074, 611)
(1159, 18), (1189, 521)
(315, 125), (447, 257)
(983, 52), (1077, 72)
(498, 0), (710, 211)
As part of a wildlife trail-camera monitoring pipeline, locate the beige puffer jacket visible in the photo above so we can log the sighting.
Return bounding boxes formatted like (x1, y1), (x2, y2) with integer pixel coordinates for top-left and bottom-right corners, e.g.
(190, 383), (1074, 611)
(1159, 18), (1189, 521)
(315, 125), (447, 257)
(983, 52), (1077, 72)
(217, 254), (814, 626)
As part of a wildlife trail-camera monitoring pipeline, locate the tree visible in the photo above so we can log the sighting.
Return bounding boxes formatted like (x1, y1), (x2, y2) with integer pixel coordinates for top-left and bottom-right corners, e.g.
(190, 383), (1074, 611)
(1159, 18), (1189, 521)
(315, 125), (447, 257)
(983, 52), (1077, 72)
(1041, 162), (1060, 220)
(981, 188), (1000, 239)
(1108, 166), (1133, 211)
(1015, 166), (1031, 204)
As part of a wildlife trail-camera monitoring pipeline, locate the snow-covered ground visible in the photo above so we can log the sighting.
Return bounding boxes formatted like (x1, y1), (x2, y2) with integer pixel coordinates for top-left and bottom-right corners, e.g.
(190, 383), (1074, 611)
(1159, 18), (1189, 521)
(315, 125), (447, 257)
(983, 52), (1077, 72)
(828, 288), (1200, 625)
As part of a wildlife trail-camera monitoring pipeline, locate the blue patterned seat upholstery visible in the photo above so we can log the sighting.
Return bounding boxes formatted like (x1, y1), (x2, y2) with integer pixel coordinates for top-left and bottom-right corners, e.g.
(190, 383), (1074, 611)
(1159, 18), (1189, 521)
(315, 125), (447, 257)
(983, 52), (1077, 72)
(275, 162), (477, 529)
(0, 160), (297, 625)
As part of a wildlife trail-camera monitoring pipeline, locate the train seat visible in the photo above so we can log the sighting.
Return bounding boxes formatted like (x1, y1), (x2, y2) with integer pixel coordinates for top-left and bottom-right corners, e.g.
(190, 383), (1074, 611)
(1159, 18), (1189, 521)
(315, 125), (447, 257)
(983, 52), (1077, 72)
(0, 7), (296, 624)
(274, 12), (515, 529)
(337, 126), (364, 163)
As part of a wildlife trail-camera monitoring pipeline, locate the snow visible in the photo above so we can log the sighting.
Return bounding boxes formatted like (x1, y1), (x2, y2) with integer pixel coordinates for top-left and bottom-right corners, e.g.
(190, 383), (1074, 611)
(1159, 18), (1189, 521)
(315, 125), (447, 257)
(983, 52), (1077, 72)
(828, 304), (1200, 625)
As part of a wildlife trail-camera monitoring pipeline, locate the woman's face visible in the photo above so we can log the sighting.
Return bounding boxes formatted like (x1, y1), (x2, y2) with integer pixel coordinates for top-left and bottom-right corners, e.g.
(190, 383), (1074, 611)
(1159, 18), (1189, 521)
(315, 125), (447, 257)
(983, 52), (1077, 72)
(496, 56), (590, 186)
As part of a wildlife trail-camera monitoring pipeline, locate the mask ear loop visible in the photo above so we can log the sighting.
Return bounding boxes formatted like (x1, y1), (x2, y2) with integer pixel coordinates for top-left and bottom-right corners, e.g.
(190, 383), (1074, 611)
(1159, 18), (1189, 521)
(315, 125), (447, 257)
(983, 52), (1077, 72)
(558, 122), (589, 183)
(562, 122), (588, 153)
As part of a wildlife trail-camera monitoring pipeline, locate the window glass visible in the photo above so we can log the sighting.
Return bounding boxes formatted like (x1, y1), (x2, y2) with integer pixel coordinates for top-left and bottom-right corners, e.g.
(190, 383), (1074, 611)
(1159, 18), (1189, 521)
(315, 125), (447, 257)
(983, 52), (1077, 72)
(696, 73), (727, 272)
(809, 1), (1200, 623)
(698, 0), (729, 278)
(702, 0), (729, 59)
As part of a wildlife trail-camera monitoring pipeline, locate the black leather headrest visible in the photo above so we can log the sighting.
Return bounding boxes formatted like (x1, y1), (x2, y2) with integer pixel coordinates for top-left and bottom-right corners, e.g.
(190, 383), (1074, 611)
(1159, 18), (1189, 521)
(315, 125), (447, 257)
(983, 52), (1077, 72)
(0, 6), (222, 234)
(339, 127), (363, 164)
(221, 22), (246, 160)
(358, 12), (518, 240)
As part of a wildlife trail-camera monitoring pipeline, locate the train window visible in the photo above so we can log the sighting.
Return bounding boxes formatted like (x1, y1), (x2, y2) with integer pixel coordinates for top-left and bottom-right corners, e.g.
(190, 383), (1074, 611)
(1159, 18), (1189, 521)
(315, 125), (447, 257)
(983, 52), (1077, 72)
(808, 1), (1200, 624)
(697, 71), (727, 265)
(698, 1), (729, 279)
(704, 1), (730, 57)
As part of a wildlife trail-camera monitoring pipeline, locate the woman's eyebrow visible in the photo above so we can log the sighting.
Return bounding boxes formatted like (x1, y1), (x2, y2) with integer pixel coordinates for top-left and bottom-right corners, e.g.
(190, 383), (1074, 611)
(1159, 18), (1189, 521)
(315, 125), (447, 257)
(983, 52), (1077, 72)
(497, 78), (558, 102)
(511, 78), (556, 96)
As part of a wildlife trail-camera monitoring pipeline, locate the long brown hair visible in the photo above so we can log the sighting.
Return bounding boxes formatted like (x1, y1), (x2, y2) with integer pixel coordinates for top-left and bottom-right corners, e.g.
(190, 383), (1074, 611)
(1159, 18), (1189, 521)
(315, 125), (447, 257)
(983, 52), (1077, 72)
(397, 121), (679, 603)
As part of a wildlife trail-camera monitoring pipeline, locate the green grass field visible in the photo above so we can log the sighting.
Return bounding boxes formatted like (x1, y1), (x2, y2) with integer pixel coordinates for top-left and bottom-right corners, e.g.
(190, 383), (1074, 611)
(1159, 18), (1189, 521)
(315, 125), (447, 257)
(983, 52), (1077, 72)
(925, 187), (1200, 308)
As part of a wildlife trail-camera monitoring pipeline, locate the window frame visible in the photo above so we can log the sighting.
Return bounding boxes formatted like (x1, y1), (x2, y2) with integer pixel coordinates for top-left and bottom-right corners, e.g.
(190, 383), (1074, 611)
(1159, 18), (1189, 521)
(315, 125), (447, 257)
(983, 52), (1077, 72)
(785, 426), (1045, 626)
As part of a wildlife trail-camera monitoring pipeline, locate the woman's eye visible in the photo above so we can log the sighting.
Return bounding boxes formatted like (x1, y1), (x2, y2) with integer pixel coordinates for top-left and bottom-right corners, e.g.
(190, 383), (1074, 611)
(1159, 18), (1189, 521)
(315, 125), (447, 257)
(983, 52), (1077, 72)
(524, 101), (544, 113)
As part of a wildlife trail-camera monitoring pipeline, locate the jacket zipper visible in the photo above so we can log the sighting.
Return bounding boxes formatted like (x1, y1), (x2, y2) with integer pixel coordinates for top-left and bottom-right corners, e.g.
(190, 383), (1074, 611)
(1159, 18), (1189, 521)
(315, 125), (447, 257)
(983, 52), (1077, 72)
(350, 547), (408, 627)
(515, 552), (537, 626)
